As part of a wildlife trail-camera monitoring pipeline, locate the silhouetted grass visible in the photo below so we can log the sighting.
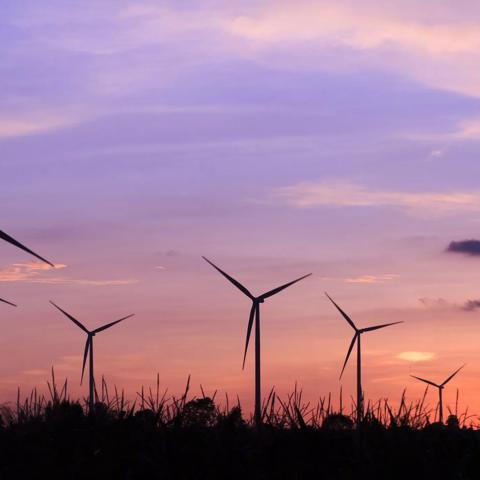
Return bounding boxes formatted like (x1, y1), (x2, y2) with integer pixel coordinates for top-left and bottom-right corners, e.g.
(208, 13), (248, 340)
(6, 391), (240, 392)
(0, 370), (479, 479)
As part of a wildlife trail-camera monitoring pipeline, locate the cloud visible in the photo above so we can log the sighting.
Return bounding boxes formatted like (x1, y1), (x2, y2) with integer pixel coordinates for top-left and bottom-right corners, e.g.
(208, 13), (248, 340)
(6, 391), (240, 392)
(0, 116), (74, 138)
(225, 1), (480, 97)
(0, 261), (137, 286)
(0, 261), (67, 282)
(396, 351), (435, 362)
(7, 0), (480, 107)
(462, 299), (480, 312)
(418, 297), (450, 309)
(446, 239), (480, 256)
(345, 274), (398, 284)
(271, 180), (480, 216)
(418, 297), (480, 313)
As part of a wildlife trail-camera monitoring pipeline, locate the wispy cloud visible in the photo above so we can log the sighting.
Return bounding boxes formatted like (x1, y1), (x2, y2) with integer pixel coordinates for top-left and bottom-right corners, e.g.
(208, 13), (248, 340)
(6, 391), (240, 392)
(0, 261), (137, 286)
(345, 274), (398, 284)
(271, 180), (480, 216)
(418, 297), (480, 314)
(0, 116), (73, 138)
(0, 261), (67, 281)
(418, 297), (451, 309)
(226, 1), (480, 97)
(396, 351), (435, 362)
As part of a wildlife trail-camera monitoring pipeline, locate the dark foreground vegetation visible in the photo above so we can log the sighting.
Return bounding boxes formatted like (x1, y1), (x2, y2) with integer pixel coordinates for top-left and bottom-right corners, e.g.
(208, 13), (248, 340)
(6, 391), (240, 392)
(0, 373), (479, 479)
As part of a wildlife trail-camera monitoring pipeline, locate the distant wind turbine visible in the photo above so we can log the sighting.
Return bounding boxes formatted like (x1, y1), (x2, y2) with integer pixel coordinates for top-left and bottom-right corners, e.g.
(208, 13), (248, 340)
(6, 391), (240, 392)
(203, 256), (311, 426)
(410, 364), (465, 423)
(325, 292), (402, 426)
(50, 301), (134, 411)
(1, 229), (54, 307)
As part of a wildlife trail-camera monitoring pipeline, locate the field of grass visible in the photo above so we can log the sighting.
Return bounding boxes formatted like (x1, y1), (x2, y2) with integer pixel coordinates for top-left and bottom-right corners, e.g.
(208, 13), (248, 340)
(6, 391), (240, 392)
(0, 371), (478, 479)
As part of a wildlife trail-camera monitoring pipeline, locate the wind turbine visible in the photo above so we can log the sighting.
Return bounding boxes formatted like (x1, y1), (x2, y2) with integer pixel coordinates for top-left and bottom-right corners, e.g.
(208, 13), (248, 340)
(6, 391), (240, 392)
(203, 256), (311, 426)
(50, 301), (134, 411)
(410, 364), (465, 423)
(1, 229), (54, 307)
(325, 292), (402, 426)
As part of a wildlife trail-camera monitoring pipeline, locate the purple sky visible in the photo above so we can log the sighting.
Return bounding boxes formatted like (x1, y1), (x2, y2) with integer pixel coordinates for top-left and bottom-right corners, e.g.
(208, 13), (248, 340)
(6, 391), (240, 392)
(2, 0), (480, 415)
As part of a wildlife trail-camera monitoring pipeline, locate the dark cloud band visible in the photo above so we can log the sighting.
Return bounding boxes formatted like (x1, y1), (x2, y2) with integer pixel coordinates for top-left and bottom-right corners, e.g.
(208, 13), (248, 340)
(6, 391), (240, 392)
(446, 240), (480, 256)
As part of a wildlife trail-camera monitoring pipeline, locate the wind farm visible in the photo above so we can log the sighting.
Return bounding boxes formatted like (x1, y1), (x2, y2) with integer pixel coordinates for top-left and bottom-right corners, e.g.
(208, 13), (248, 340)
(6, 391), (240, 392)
(3, 0), (480, 477)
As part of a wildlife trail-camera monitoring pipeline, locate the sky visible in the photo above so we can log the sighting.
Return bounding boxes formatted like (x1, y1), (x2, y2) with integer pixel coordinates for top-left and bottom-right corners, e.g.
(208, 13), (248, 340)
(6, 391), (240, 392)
(2, 0), (480, 419)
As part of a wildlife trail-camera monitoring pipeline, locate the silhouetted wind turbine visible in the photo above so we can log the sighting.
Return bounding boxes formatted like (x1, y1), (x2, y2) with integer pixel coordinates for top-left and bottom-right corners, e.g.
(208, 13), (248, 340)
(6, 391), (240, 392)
(0, 230), (54, 267)
(50, 301), (134, 411)
(325, 292), (402, 426)
(203, 256), (311, 426)
(410, 364), (465, 423)
(1, 229), (54, 307)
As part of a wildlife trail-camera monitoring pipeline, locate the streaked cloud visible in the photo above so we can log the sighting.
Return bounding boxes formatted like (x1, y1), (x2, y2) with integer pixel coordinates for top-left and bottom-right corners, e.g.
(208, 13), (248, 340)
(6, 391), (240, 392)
(0, 261), (67, 282)
(0, 116), (73, 138)
(0, 261), (137, 286)
(345, 274), (398, 284)
(226, 1), (480, 97)
(272, 180), (480, 215)
(396, 351), (435, 362)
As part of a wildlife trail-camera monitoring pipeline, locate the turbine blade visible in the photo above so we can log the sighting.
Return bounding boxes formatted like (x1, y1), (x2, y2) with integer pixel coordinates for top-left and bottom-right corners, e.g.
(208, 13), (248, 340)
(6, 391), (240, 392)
(81, 336), (91, 385)
(202, 256), (254, 299)
(441, 364), (465, 387)
(50, 301), (89, 334)
(259, 273), (312, 300)
(325, 292), (357, 331)
(340, 333), (358, 379)
(362, 321), (403, 333)
(0, 230), (54, 267)
(0, 297), (17, 307)
(93, 314), (134, 334)
(242, 303), (256, 369)
(410, 375), (439, 388)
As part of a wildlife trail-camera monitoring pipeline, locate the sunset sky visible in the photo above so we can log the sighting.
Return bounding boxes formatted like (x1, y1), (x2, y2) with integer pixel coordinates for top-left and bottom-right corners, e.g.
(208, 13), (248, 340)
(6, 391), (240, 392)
(2, 0), (480, 417)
